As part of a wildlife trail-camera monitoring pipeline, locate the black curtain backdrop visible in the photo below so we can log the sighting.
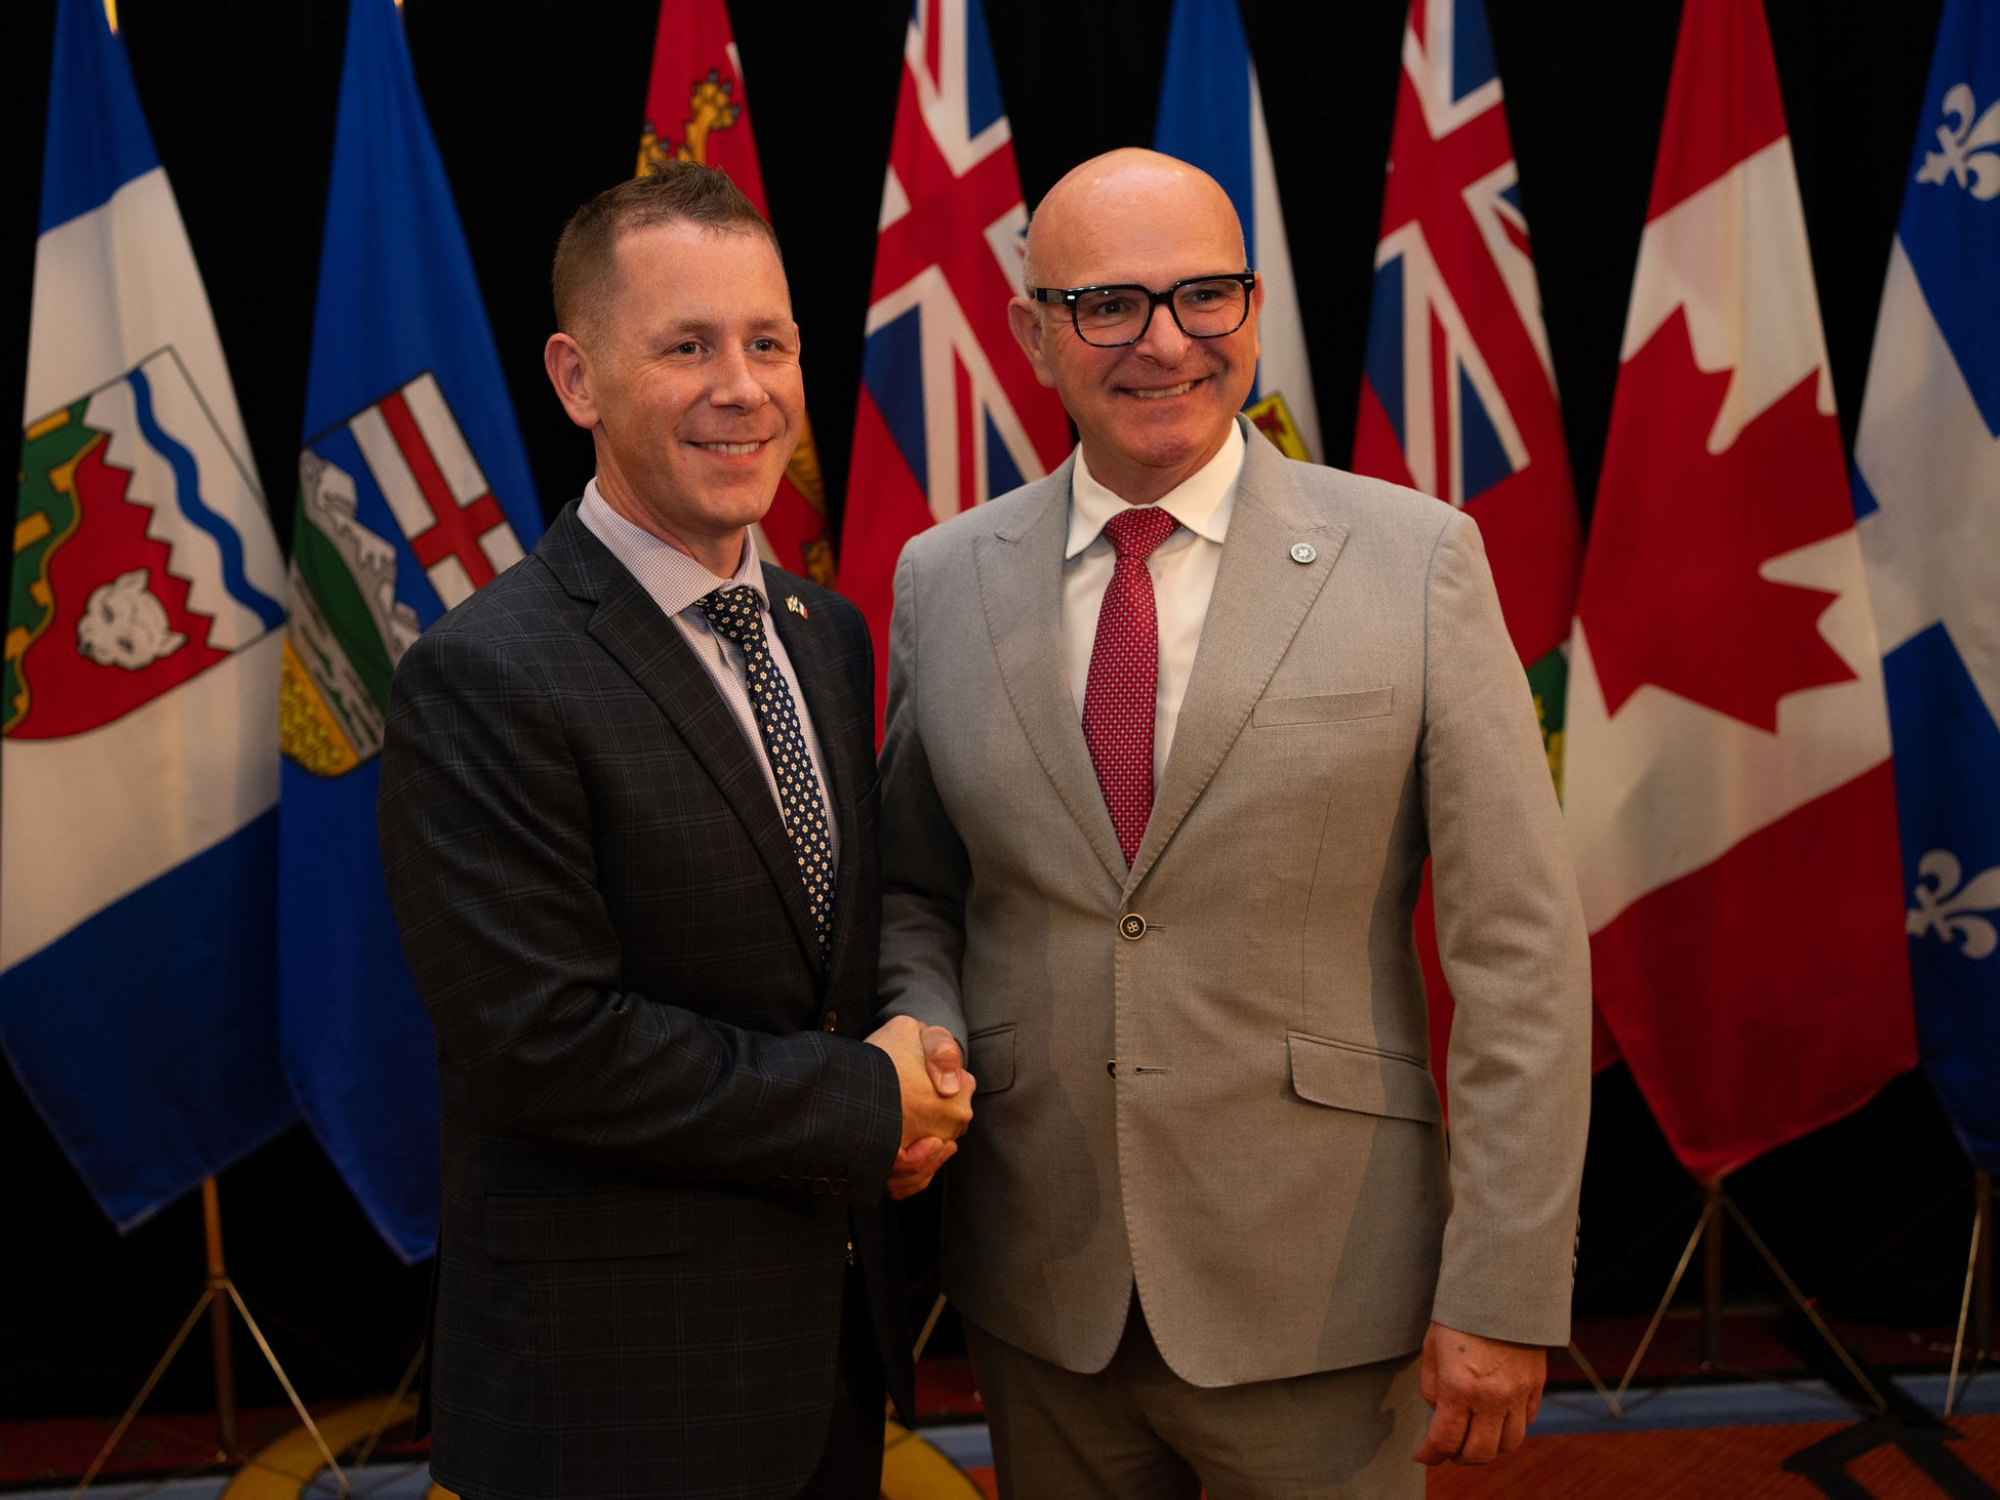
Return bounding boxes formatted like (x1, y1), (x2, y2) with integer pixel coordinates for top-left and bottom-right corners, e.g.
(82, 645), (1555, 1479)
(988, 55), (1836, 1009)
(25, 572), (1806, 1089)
(0, 0), (1975, 1420)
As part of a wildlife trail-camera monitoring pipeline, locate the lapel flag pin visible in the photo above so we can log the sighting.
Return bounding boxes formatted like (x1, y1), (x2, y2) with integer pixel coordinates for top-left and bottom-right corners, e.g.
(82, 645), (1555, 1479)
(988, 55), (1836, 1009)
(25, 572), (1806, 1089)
(786, 595), (808, 618)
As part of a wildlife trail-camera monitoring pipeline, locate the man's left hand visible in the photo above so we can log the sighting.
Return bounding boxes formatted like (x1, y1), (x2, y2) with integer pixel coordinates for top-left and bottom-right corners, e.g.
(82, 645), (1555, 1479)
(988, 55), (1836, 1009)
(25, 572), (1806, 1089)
(1411, 1322), (1544, 1467)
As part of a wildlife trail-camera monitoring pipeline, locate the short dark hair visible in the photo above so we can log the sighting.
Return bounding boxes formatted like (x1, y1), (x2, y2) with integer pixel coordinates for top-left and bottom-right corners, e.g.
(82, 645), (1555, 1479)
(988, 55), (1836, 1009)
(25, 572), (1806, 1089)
(551, 162), (781, 339)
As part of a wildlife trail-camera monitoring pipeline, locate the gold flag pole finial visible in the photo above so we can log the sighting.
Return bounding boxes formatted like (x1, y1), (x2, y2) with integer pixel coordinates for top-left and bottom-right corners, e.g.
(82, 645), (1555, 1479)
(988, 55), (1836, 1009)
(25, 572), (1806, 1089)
(103, 0), (118, 34)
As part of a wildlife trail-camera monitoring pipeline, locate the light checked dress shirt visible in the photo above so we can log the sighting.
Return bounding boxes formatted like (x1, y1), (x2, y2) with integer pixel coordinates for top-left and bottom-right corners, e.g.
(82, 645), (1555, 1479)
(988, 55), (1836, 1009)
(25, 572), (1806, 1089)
(579, 480), (839, 864)
(1062, 420), (1246, 785)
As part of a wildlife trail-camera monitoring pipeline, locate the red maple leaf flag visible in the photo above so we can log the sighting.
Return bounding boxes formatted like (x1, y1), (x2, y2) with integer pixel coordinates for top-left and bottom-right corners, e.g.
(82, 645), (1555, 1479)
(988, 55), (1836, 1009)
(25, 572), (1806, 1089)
(1565, 0), (1914, 1181)
(638, 0), (836, 586)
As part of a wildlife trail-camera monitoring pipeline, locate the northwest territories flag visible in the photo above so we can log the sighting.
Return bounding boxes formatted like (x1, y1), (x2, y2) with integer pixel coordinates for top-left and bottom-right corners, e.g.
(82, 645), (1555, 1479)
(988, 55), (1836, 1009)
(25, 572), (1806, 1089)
(280, 0), (542, 1262)
(4, 0), (294, 1227)
(1852, 0), (2000, 1172)
(837, 0), (1073, 718)
(1154, 0), (1322, 462)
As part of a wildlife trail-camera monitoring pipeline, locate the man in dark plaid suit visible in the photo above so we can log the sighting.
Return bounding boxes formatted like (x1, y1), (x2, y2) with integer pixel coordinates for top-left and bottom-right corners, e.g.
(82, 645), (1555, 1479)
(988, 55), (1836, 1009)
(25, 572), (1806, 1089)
(379, 164), (974, 1500)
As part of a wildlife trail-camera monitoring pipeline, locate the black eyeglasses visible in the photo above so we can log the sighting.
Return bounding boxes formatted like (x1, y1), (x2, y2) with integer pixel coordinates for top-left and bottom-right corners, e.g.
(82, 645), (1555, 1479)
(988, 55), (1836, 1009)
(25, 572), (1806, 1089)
(1028, 272), (1257, 348)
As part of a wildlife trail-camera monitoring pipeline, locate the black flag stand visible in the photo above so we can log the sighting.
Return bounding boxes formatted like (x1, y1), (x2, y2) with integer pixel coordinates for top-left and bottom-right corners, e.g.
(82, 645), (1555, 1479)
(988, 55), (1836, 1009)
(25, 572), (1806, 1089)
(1591, 1177), (1889, 1421)
(69, 1178), (346, 1498)
(1943, 1170), (1993, 1419)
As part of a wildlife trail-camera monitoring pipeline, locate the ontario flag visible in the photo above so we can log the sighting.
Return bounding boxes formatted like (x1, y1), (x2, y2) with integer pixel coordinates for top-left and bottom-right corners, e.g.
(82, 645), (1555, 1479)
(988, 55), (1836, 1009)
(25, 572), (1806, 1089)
(1565, 0), (1914, 1181)
(1351, 0), (1585, 1099)
(3, 0), (295, 1229)
(1154, 0), (1322, 463)
(1852, 0), (2000, 1173)
(838, 0), (1073, 712)
(279, 0), (544, 1262)
(639, 0), (834, 586)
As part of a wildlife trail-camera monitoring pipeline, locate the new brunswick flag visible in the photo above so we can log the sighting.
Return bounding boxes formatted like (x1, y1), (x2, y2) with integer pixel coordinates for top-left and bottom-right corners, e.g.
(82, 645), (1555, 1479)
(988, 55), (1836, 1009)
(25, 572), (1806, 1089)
(639, 0), (834, 585)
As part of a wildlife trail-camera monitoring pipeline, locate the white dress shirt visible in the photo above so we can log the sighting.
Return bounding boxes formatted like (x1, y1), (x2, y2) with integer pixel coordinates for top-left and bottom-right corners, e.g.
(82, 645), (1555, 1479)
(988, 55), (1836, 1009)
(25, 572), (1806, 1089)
(579, 481), (838, 863)
(1062, 422), (1245, 785)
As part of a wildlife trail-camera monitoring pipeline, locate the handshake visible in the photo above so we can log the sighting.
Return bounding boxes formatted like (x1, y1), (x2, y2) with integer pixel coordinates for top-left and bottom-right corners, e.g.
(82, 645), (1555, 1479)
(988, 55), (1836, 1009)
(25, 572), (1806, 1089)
(864, 1014), (975, 1200)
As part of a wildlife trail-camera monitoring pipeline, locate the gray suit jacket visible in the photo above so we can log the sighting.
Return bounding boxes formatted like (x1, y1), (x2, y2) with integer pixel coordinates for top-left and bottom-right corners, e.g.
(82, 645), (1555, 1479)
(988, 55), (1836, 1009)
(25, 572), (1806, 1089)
(878, 418), (1590, 1388)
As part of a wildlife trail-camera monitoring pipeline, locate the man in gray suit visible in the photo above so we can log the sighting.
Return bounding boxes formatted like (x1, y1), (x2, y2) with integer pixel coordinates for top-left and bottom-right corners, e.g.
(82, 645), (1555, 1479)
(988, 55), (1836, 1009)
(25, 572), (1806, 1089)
(877, 148), (1590, 1497)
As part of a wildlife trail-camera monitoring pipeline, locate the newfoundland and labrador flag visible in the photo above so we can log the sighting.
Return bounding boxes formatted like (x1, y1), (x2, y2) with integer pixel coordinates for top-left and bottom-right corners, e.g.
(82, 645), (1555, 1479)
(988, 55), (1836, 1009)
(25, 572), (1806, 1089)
(1852, 0), (2000, 1172)
(837, 0), (1073, 716)
(280, 0), (543, 1262)
(639, 0), (834, 586)
(1154, 0), (1322, 463)
(1351, 0), (1584, 1101)
(1565, 0), (1913, 1180)
(4, 0), (294, 1227)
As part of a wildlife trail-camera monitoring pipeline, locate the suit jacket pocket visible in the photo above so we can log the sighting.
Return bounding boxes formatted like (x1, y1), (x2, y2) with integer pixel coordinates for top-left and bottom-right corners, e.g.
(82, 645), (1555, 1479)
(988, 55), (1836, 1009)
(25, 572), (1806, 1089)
(1253, 687), (1394, 728)
(483, 1189), (694, 1262)
(1287, 1031), (1441, 1125)
(969, 1022), (1016, 1095)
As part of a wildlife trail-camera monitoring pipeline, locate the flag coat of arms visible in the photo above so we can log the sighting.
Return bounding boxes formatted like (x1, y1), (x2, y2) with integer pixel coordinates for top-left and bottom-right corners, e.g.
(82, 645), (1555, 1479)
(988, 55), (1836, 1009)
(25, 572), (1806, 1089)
(837, 0), (1073, 711)
(1852, 0), (2000, 1173)
(1154, 0), (1322, 463)
(639, 0), (834, 587)
(4, 0), (294, 1228)
(1350, 0), (1585, 1097)
(280, 0), (544, 1263)
(1565, 0), (1914, 1180)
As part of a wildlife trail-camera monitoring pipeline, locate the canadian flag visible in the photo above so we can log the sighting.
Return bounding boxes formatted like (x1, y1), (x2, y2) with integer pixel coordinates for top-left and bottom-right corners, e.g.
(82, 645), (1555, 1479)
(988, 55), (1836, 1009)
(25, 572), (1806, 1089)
(1564, 0), (1914, 1180)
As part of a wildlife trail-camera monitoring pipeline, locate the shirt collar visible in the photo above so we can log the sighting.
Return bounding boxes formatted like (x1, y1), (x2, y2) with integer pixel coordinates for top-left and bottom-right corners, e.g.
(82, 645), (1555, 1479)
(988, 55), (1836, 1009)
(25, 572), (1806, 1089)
(578, 478), (766, 619)
(1065, 419), (1245, 560)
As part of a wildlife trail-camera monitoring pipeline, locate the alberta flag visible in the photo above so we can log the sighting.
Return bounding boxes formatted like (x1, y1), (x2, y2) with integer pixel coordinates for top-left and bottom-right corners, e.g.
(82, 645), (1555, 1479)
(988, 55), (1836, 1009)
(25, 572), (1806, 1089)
(280, 0), (543, 1263)
(837, 0), (1072, 715)
(1154, 0), (1322, 463)
(1351, 0), (1584, 1096)
(4, 0), (294, 1228)
(1852, 0), (2000, 1173)
(1565, 0), (1913, 1180)
(640, 0), (835, 587)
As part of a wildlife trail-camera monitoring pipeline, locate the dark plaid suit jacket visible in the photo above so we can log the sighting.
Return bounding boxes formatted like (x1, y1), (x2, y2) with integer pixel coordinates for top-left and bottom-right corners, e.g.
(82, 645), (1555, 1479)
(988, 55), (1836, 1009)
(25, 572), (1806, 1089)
(379, 502), (911, 1500)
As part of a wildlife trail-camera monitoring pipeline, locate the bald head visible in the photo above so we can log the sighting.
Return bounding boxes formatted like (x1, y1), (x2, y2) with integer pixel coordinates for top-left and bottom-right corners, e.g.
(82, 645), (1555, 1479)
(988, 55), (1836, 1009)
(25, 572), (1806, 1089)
(1022, 148), (1246, 292)
(1007, 148), (1263, 507)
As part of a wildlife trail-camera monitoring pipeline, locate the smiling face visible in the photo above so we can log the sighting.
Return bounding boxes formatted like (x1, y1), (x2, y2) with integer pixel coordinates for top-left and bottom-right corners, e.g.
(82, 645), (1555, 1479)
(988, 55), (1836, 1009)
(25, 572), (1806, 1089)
(544, 220), (802, 574)
(1008, 150), (1263, 505)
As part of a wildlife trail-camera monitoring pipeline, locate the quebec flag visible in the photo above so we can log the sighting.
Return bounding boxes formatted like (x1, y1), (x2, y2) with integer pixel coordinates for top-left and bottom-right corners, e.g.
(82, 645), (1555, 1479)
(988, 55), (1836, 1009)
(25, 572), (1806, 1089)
(280, 0), (542, 1263)
(4, 0), (295, 1228)
(1852, 0), (2000, 1173)
(1154, 0), (1322, 462)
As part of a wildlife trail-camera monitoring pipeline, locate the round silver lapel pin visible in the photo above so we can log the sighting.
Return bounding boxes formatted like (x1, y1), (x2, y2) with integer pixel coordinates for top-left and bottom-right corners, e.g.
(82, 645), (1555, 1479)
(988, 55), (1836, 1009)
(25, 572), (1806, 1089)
(1290, 542), (1317, 565)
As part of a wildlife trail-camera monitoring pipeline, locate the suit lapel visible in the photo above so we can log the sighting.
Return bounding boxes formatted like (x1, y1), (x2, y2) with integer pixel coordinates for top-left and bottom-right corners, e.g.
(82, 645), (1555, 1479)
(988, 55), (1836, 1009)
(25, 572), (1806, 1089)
(541, 509), (827, 973)
(1126, 429), (1348, 895)
(975, 465), (1130, 887)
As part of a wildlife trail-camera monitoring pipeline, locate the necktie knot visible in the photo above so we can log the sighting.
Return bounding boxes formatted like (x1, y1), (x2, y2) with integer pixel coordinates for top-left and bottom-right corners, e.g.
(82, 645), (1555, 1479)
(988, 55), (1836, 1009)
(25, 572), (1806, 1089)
(698, 585), (763, 647)
(1101, 505), (1181, 565)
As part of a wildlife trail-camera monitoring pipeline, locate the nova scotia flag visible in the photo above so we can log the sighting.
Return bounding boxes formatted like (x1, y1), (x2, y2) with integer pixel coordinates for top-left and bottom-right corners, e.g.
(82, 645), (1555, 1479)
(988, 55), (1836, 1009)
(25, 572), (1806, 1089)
(1853, 0), (2000, 1172)
(4, 0), (295, 1228)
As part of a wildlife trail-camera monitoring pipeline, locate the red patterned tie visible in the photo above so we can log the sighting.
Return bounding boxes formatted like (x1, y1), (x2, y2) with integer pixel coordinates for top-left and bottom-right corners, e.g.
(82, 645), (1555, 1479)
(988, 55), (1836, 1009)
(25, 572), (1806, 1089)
(1083, 505), (1182, 866)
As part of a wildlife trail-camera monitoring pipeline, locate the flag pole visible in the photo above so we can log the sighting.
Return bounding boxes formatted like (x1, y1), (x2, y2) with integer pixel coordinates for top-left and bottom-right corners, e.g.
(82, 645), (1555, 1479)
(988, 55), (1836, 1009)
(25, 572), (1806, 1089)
(1701, 1176), (1725, 1367)
(68, 1180), (349, 1497)
(1946, 1170), (1992, 1419)
(201, 1178), (239, 1456)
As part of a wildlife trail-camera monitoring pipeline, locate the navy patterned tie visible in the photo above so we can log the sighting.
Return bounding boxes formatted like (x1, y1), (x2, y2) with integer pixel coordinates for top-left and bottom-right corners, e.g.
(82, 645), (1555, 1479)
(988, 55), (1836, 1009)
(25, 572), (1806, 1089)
(699, 586), (835, 953)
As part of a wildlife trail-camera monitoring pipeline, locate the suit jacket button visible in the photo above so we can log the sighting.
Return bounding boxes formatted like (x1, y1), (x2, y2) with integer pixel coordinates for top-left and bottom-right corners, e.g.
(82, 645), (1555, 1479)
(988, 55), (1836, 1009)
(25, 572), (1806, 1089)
(821, 1010), (840, 1031)
(1118, 913), (1147, 940)
(811, 1176), (832, 1195)
(832, 1179), (849, 1197)
(774, 1174), (792, 1190)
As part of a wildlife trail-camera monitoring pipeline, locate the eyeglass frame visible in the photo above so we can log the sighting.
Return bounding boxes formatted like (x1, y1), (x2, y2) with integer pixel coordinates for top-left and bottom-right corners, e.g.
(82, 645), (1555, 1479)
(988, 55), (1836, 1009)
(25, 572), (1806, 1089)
(1026, 271), (1259, 347)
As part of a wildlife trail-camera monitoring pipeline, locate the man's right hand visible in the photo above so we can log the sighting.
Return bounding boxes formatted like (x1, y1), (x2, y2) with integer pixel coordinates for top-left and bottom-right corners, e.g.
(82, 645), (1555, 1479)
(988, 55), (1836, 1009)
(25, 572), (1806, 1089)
(865, 1015), (975, 1148)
